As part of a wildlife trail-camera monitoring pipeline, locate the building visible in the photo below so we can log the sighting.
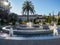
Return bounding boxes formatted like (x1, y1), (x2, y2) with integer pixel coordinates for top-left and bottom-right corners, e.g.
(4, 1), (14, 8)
(18, 15), (46, 22)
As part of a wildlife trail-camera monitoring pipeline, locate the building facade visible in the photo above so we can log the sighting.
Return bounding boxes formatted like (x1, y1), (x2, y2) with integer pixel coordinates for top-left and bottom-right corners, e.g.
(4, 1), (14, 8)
(18, 15), (46, 22)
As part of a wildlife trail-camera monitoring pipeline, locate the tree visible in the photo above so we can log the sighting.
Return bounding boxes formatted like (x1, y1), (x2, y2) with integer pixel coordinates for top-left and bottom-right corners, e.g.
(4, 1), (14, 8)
(58, 11), (60, 25)
(0, 9), (9, 24)
(9, 13), (18, 25)
(0, 9), (3, 19)
(33, 16), (40, 24)
(58, 11), (60, 16)
(22, 0), (35, 22)
(0, 0), (11, 25)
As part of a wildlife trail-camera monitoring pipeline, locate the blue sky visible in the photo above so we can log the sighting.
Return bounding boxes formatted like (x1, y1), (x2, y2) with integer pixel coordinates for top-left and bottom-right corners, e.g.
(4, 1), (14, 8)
(9, 0), (60, 15)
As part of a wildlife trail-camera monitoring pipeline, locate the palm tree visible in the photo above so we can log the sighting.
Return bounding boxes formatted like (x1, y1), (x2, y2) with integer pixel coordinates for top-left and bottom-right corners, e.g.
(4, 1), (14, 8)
(58, 11), (60, 25)
(22, 0), (35, 22)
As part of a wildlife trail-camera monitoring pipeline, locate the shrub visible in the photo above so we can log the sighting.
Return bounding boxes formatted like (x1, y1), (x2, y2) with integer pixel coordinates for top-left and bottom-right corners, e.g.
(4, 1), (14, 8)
(22, 21), (27, 24)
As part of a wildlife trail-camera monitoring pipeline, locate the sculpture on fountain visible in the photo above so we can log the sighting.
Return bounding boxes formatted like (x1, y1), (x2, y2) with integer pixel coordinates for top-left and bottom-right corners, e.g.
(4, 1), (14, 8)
(26, 22), (33, 28)
(49, 22), (58, 36)
(39, 23), (43, 29)
(9, 28), (13, 37)
(53, 23), (58, 36)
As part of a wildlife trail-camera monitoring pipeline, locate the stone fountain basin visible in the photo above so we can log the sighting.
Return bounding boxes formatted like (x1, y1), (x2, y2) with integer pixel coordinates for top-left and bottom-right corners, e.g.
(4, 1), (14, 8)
(2, 26), (53, 35)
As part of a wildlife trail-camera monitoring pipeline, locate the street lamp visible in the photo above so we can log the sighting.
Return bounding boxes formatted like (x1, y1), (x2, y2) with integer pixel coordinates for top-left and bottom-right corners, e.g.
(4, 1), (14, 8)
(3, 1), (9, 6)
(2, 1), (9, 11)
(2, 1), (9, 23)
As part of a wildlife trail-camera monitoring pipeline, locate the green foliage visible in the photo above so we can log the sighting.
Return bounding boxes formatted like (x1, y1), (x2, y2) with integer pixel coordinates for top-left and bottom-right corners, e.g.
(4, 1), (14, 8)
(9, 13), (18, 25)
(43, 22), (46, 25)
(44, 16), (57, 23)
(33, 17), (40, 24)
(12, 21), (16, 25)
(58, 22), (60, 25)
(0, 19), (4, 25)
(0, 9), (10, 25)
(10, 13), (18, 21)
(22, 0), (35, 14)
(58, 18), (60, 25)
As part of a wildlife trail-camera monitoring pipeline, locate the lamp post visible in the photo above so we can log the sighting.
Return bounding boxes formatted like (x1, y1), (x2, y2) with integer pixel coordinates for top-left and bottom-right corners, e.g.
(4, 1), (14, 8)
(3, 1), (9, 24)
(3, 1), (9, 6)
(3, 1), (11, 13)
(3, 1), (9, 11)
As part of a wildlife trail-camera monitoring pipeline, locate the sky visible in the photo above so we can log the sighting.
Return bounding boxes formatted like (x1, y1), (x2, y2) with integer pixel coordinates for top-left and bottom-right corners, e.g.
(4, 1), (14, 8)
(9, 0), (60, 15)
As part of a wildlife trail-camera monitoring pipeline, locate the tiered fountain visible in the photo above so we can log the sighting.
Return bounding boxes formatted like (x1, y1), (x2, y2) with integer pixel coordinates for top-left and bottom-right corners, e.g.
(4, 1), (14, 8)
(1, 22), (60, 45)
(2, 22), (53, 36)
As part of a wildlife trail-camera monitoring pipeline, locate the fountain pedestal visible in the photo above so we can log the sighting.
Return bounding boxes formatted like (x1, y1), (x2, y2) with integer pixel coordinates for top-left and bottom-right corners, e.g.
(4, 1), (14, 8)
(39, 23), (43, 29)
(26, 22), (33, 28)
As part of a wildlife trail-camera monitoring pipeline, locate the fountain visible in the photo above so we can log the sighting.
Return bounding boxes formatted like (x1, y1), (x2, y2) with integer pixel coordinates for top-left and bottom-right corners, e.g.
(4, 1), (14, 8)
(2, 22), (53, 35)
(1, 25), (60, 45)
(26, 22), (33, 28)
(1, 22), (60, 45)
(39, 23), (43, 29)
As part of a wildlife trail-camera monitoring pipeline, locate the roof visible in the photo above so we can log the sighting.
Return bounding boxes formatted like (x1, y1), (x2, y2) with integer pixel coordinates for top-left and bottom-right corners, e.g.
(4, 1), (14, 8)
(18, 15), (42, 17)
